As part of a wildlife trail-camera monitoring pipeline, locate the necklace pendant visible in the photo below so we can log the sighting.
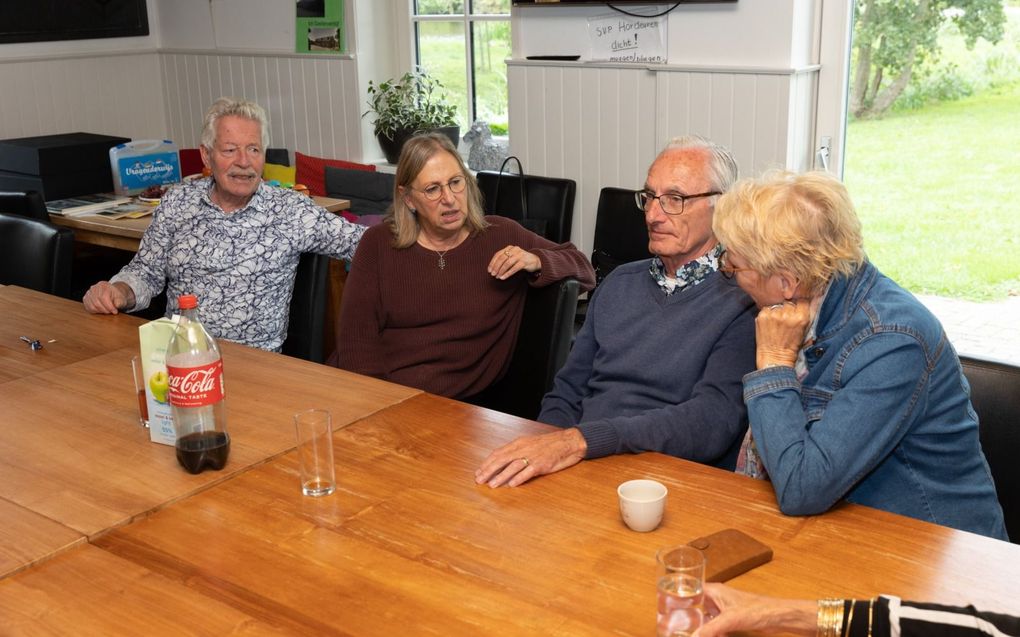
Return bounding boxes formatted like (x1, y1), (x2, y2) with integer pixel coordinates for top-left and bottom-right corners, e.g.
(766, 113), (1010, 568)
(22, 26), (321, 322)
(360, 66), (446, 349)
(438, 255), (446, 270)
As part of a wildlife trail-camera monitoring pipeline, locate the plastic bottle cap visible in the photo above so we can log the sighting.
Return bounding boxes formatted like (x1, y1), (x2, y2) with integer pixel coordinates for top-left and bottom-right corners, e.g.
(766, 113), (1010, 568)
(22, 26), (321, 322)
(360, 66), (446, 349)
(178, 294), (198, 310)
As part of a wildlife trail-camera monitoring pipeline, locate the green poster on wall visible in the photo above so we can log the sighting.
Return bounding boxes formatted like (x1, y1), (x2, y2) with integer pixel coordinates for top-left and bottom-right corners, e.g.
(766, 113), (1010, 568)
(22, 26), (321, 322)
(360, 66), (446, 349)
(295, 0), (344, 54)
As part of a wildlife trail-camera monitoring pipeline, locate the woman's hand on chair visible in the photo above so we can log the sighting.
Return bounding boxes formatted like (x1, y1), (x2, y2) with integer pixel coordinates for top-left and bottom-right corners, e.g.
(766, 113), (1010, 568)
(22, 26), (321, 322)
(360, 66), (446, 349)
(488, 245), (541, 280)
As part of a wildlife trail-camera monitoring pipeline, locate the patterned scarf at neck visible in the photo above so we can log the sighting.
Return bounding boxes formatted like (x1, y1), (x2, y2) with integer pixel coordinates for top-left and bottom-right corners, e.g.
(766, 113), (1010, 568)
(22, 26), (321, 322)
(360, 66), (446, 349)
(649, 244), (723, 296)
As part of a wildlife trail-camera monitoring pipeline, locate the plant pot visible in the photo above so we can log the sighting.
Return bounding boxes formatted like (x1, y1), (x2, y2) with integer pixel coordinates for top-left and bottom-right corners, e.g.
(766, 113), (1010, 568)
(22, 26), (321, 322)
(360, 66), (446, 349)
(377, 125), (461, 164)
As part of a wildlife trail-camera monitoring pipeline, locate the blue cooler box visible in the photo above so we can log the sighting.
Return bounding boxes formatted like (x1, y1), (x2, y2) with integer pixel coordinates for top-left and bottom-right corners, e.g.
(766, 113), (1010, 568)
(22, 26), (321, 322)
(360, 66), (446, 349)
(110, 140), (182, 195)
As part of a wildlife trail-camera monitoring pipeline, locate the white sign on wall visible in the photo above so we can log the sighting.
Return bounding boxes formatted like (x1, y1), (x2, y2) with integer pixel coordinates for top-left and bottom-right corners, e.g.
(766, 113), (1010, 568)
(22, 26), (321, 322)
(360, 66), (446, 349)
(587, 13), (667, 63)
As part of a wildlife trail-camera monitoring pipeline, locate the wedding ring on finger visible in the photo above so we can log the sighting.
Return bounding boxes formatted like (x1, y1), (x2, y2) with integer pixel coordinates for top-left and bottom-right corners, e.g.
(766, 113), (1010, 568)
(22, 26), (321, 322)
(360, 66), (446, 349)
(520, 457), (530, 467)
(768, 302), (786, 310)
(504, 248), (513, 257)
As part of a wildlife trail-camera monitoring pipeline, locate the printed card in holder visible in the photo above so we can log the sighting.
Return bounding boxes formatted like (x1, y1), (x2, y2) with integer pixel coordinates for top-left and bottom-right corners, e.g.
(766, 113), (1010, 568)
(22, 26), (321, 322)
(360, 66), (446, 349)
(686, 528), (773, 582)
(139, 317), (179, 446)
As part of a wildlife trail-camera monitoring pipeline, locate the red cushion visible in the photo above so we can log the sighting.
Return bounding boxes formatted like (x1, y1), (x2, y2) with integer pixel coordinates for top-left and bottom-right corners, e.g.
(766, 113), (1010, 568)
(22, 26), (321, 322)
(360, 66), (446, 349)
(179, 148), (204, 177)
(295, 151), (375, 197)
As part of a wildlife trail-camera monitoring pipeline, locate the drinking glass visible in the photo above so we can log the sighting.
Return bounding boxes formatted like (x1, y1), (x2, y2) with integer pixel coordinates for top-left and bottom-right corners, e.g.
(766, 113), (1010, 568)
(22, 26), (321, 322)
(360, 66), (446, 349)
(130, 355), (149, 428)
(655, 545), (705, 637)
(294, 409), (336, 497)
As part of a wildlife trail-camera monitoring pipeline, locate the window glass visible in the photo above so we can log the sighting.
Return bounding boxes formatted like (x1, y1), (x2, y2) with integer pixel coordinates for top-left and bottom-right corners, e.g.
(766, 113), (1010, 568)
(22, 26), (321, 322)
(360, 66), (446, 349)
(415, 0), (463, 15)
(472, 21), (510, 130)
(471, 0), (510, 14)
(412, 0), (511, 135)
(416, 20), (469, 129)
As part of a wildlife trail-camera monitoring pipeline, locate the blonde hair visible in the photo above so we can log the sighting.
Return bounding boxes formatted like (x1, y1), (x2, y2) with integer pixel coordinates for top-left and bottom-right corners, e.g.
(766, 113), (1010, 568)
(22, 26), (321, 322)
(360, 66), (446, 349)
(387, 132), (488, 249)
(200, 97), (270, 151)
(713, 170), (865, 293)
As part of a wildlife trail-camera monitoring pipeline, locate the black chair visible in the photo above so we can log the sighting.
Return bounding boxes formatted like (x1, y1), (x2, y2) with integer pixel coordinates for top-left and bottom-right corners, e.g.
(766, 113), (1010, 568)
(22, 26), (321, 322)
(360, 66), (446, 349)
(475, 170), (576, 243)
(959, 354), (1020, 543)
(470, 278), (581, 420)
(265, 147), (291, 166)
(591, 187), (652, 286)
(0, 212), (75, 298)
(0, 190), (50, 221)
(0, 187), (134, 302)
(324, 166), (395, 216)
(574, 187), (652, 329)
(282, 252), (330, 363)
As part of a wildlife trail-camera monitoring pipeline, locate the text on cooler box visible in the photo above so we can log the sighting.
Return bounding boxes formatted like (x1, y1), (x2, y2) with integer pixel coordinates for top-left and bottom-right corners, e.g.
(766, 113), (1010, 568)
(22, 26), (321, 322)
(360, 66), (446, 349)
(167, 359), (225, 407)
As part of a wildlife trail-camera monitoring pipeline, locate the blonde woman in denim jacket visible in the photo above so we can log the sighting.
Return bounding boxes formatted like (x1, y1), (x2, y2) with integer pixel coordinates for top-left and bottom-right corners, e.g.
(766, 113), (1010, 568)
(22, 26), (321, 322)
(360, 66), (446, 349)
(713, 170), (1007, 541)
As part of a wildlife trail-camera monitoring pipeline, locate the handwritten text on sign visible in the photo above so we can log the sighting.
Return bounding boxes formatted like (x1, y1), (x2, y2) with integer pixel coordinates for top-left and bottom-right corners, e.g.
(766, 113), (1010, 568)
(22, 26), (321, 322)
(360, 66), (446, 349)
(587, 14), (667, 63)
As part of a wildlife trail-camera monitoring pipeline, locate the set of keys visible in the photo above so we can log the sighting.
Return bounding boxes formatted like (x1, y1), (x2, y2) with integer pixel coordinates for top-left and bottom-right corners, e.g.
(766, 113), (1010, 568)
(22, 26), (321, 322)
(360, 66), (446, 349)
(19, 336), (43, 351)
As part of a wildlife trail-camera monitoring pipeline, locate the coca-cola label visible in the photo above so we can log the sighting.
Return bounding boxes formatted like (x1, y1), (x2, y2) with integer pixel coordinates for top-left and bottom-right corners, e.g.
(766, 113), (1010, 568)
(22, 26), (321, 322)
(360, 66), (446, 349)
(167, 359), (225, 408)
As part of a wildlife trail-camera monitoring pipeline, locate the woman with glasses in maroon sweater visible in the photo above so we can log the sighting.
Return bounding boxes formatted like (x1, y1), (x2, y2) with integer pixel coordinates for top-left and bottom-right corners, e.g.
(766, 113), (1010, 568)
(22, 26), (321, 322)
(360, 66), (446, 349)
(332, 133), (594, 399)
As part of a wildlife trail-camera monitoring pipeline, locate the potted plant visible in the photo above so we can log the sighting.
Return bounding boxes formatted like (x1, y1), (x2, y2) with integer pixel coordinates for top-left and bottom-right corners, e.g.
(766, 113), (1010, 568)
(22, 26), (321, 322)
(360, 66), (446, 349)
(364, 68), (461, 164)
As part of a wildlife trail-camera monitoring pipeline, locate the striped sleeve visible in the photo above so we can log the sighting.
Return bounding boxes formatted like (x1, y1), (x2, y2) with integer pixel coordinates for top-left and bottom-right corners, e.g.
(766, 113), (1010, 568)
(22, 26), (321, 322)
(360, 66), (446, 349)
(846, 596), (1020, 637)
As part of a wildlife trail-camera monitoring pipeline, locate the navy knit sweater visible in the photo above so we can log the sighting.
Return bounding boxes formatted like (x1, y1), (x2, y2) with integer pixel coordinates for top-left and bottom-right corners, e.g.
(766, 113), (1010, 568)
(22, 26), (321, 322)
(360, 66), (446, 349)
(539, 259), (756, 468)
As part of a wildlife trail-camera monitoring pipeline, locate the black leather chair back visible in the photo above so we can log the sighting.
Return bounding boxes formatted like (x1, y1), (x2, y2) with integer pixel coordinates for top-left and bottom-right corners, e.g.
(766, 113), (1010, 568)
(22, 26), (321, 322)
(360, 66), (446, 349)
(265, 148), (291, 166)
(324, 167), (395, 216)
(282, 252), (330, 363)
(470, 278), (581, 420)
(0, 212), (74, 298)
(475, 170), (576, 243)
(0, 190), (50, 221)
(960, 354), (1020, 542)
(592, 187), (652, 286)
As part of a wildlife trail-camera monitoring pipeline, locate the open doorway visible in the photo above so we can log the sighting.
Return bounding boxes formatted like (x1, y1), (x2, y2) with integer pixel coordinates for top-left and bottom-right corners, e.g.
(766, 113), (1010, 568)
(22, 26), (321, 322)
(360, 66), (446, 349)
(840, 0), (1020, 363)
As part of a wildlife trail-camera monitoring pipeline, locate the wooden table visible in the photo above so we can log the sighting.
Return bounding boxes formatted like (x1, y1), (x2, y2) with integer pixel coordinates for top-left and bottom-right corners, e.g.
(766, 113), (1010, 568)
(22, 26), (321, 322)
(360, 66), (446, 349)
(0, 285), (143, 383)
(50, 196), (351, 251)
(3, 388), (1020, 633)
(3, 289), (1020, 634)
(0, 287), (418, 579)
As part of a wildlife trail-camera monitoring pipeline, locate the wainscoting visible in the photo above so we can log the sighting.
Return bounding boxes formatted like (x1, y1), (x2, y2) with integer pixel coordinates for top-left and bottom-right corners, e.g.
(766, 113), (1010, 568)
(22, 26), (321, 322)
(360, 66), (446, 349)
(507, 60), (819, 255)
(0, 53), (166, 142)
(0, 50), (363, 164)
(159, 51), (362, 160)
(1, 50), (817, 256)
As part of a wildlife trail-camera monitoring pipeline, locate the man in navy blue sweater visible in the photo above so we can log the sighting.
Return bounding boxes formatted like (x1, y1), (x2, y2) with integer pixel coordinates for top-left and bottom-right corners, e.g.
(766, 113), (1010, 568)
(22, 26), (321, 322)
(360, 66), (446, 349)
(476, 136), (756, 488)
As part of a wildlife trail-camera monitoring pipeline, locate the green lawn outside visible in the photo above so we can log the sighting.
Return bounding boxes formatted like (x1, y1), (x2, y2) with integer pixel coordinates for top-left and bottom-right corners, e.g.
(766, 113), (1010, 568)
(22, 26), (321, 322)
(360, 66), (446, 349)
(844, 82), (1020, 300)
(417, 23), (510, 131)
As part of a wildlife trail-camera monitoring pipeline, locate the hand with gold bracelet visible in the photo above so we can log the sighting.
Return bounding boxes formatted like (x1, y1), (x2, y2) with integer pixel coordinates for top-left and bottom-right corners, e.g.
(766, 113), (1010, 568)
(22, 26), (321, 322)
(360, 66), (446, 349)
(694, 583), (1020, 637)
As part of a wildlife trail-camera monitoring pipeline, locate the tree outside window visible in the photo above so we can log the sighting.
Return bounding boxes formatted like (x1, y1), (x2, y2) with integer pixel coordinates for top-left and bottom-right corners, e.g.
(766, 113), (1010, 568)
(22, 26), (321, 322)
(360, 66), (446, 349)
(413, 0), (511, 135)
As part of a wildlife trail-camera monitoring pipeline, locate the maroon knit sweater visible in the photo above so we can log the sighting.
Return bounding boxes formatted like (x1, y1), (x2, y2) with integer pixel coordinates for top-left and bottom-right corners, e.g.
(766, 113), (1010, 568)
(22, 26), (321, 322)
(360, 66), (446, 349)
(334, 216), (595, 398)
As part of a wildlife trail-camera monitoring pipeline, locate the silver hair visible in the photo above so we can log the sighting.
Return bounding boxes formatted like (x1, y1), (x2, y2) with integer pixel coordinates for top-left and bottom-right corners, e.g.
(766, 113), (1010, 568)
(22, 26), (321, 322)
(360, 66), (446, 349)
(659, 135), (739, 192)
(200, 97), (270, 150)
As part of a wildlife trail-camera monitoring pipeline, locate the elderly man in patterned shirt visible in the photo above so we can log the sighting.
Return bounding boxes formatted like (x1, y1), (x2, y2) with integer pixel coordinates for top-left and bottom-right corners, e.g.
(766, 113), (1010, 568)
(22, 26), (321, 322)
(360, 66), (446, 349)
(83, 97), (366, 351)
(476, 135), (757, 488)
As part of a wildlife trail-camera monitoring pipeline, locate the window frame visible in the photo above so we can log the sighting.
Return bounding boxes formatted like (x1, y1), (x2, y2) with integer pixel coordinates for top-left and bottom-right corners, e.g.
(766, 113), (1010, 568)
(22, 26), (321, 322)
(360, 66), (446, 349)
(409, 1), (512, 131)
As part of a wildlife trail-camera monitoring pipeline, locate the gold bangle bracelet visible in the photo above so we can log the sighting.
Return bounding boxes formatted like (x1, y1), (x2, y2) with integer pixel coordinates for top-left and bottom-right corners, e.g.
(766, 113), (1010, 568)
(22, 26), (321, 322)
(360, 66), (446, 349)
(817, 599), (844, 637)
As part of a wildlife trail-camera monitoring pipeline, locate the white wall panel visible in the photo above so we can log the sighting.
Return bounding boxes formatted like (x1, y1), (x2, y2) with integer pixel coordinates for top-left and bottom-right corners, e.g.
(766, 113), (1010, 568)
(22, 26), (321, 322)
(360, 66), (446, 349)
(509, 62), (660, 253)
(0, 54), (166, 142)
(159, 52), (362, 161)
(509, 61), (817, 255)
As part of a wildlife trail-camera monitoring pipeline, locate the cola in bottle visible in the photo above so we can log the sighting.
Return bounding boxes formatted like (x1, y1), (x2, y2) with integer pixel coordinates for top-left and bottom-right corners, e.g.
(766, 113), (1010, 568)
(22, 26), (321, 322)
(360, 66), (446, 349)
(165, 294), (229, 474)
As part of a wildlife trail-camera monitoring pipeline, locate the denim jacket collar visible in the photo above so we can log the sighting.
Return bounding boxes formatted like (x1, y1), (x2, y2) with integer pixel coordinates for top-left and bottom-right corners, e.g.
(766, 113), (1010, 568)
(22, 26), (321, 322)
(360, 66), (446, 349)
(814, 260), (879, 342)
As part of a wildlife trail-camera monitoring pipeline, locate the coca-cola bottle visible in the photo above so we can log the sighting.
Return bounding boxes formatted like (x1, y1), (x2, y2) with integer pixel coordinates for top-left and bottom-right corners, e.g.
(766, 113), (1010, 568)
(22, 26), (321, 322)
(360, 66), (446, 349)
(165, 294), (229, 474)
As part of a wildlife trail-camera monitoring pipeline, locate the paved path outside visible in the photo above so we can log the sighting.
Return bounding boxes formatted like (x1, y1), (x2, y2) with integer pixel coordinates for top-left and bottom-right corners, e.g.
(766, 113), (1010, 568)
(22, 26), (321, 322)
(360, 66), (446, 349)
(918, 294), (1020, 365)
